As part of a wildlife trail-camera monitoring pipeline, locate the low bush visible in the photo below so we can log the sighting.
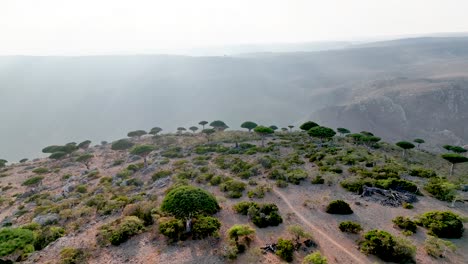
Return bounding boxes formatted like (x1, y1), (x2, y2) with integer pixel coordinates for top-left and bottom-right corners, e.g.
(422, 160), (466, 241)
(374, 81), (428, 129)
(374, 178), (419, 193)
(22, 176), (44, 186)
(161, 147), (184, 158)
(339, 221), (362, 233)
(360, 230), (416, 263)
(424, 236), (457, 258)
(423, 178), (457, 201)
(0, 227), (35, 259)
(416, 211), (464, 238)
(302, 252), (328, 264)
(286, 169), (308, 184)
(233, 202), (283, 228)
(32, 167), (49, 174)
(33, 226), (65, 250)
(158, 218), (184, 242)
(152, 170), (172, 181)
(276, 238), (295, 262)
(122, 201), (155, 226)
(191, 216), (221, 239)
(60, 247), (87, 264)
(276, 179), (288, 188)
(311, 175), (325, 184)
(112, 159), (124, 166)
(409, 167), (436, 178)
(75, 185), (87, 193)
(340, 178), (373, 193)
(247, 185), (270, 198)
(326, 200), (353, 214)
(402, 202), (414, 209)
(98, 216), (145, 246)
(209, 175), (223, 186)
(219, 180), (246, 198)
(392, 216), (417, 233)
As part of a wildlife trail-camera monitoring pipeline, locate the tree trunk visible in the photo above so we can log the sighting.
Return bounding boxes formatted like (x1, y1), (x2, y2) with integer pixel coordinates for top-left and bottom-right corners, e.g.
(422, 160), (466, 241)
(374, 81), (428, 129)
(144, 156), (148, 168)
(402, 149), (406, 158)
(449, 163), (454, 177)
(185, 218), (192, 233)
(261, 136), (265, 147)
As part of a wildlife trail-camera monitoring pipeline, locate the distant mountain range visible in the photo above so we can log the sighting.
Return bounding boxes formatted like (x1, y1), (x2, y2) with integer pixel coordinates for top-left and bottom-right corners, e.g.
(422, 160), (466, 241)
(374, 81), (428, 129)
(1, 36), (467, 161)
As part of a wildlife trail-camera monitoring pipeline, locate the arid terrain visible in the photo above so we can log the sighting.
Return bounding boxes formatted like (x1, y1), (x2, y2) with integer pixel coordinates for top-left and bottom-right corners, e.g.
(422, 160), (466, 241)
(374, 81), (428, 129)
(0, 129), (467, 264)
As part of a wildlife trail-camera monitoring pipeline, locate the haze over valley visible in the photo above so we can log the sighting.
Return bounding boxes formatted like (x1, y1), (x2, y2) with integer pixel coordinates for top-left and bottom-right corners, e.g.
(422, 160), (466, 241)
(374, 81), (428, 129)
(1, 36), (468, 161)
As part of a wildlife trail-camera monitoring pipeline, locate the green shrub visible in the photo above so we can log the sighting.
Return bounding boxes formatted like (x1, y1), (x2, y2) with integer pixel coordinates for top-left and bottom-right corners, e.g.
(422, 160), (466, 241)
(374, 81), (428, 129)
(402, 202), (414, 209)
(219, 180), (246, 198)
(126, 163), (144, 172)
(286, 169), (308, 184)
(424, 236), (457, 258)
(276, 238), (294, 262)
(22, 176), (44, 186)
(123, 201), (155, 226)
(302, 252), (327, 264)
(247, 185), (270, 198)
(371, 164), (404, 179)
(34, 226), (65, 250)
(233, 201), (258, 215)
(392, 216), (417, 233)
(209, 175), (223, 186)
(360, 230), (415, 263)
(339, 221), (362, 233)
(233, 202), (283, 228)
(60, 247), (87, 264)
(0, 227), (35, 258)
(112, 159), (124, 166)
(161, 147), (184, 158)
(152, 170), (172, 181)
(98, 216), (144, 246)
(276, 179), (288, 188)
(75, 185), (87, 193)
(158, 218), (184, 242)
(424, 178), (457, 201)
(326, 200), (353, 214)
(340, 178), (374, 193)
(416, 211), (464, 238)
(374, 178), (419, 193)
(409, 167), (436, 178)
(311, 175), (325, 184)
(32, 167), (49, 174)
(192, 216), (221, 239)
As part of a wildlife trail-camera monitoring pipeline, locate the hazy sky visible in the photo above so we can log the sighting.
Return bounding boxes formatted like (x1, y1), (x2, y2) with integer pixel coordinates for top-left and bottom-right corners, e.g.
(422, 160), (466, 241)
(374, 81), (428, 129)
(1, 0), (468, 55)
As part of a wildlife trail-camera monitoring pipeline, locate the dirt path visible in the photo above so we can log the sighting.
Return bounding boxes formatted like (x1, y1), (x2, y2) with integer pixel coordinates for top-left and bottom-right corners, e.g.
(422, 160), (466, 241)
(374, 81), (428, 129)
(272, 188), (370, 264)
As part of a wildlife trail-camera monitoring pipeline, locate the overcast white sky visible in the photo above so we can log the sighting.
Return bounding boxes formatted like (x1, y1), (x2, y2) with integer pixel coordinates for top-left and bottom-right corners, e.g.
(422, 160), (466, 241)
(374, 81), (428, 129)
(1, 0), (468, 55)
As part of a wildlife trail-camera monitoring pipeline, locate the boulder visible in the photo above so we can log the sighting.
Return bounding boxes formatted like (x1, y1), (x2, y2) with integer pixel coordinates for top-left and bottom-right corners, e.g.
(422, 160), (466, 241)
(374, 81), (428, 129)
(33, 213), (59, 226)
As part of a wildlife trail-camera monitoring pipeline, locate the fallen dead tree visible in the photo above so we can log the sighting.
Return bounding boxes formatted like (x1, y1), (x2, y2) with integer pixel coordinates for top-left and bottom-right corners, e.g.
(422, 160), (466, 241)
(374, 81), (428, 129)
(360, 186), (417, 207)
(261, 239), (316, 254)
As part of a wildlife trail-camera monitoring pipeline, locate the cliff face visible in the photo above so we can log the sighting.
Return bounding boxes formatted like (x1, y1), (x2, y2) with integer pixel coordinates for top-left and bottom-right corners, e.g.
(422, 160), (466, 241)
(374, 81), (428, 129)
(314, 78), (468, 146)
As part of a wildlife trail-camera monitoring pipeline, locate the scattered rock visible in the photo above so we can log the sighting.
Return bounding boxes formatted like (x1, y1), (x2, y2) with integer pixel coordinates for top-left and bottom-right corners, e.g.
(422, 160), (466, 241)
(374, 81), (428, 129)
(62, 183), (76, 196)
(33, 213), (59, 226)
(127, 155), (141, 162)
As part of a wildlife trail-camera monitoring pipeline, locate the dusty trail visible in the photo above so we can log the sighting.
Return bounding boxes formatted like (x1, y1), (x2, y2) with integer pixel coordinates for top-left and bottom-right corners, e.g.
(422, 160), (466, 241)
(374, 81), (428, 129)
(273, 188), (370, 264)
